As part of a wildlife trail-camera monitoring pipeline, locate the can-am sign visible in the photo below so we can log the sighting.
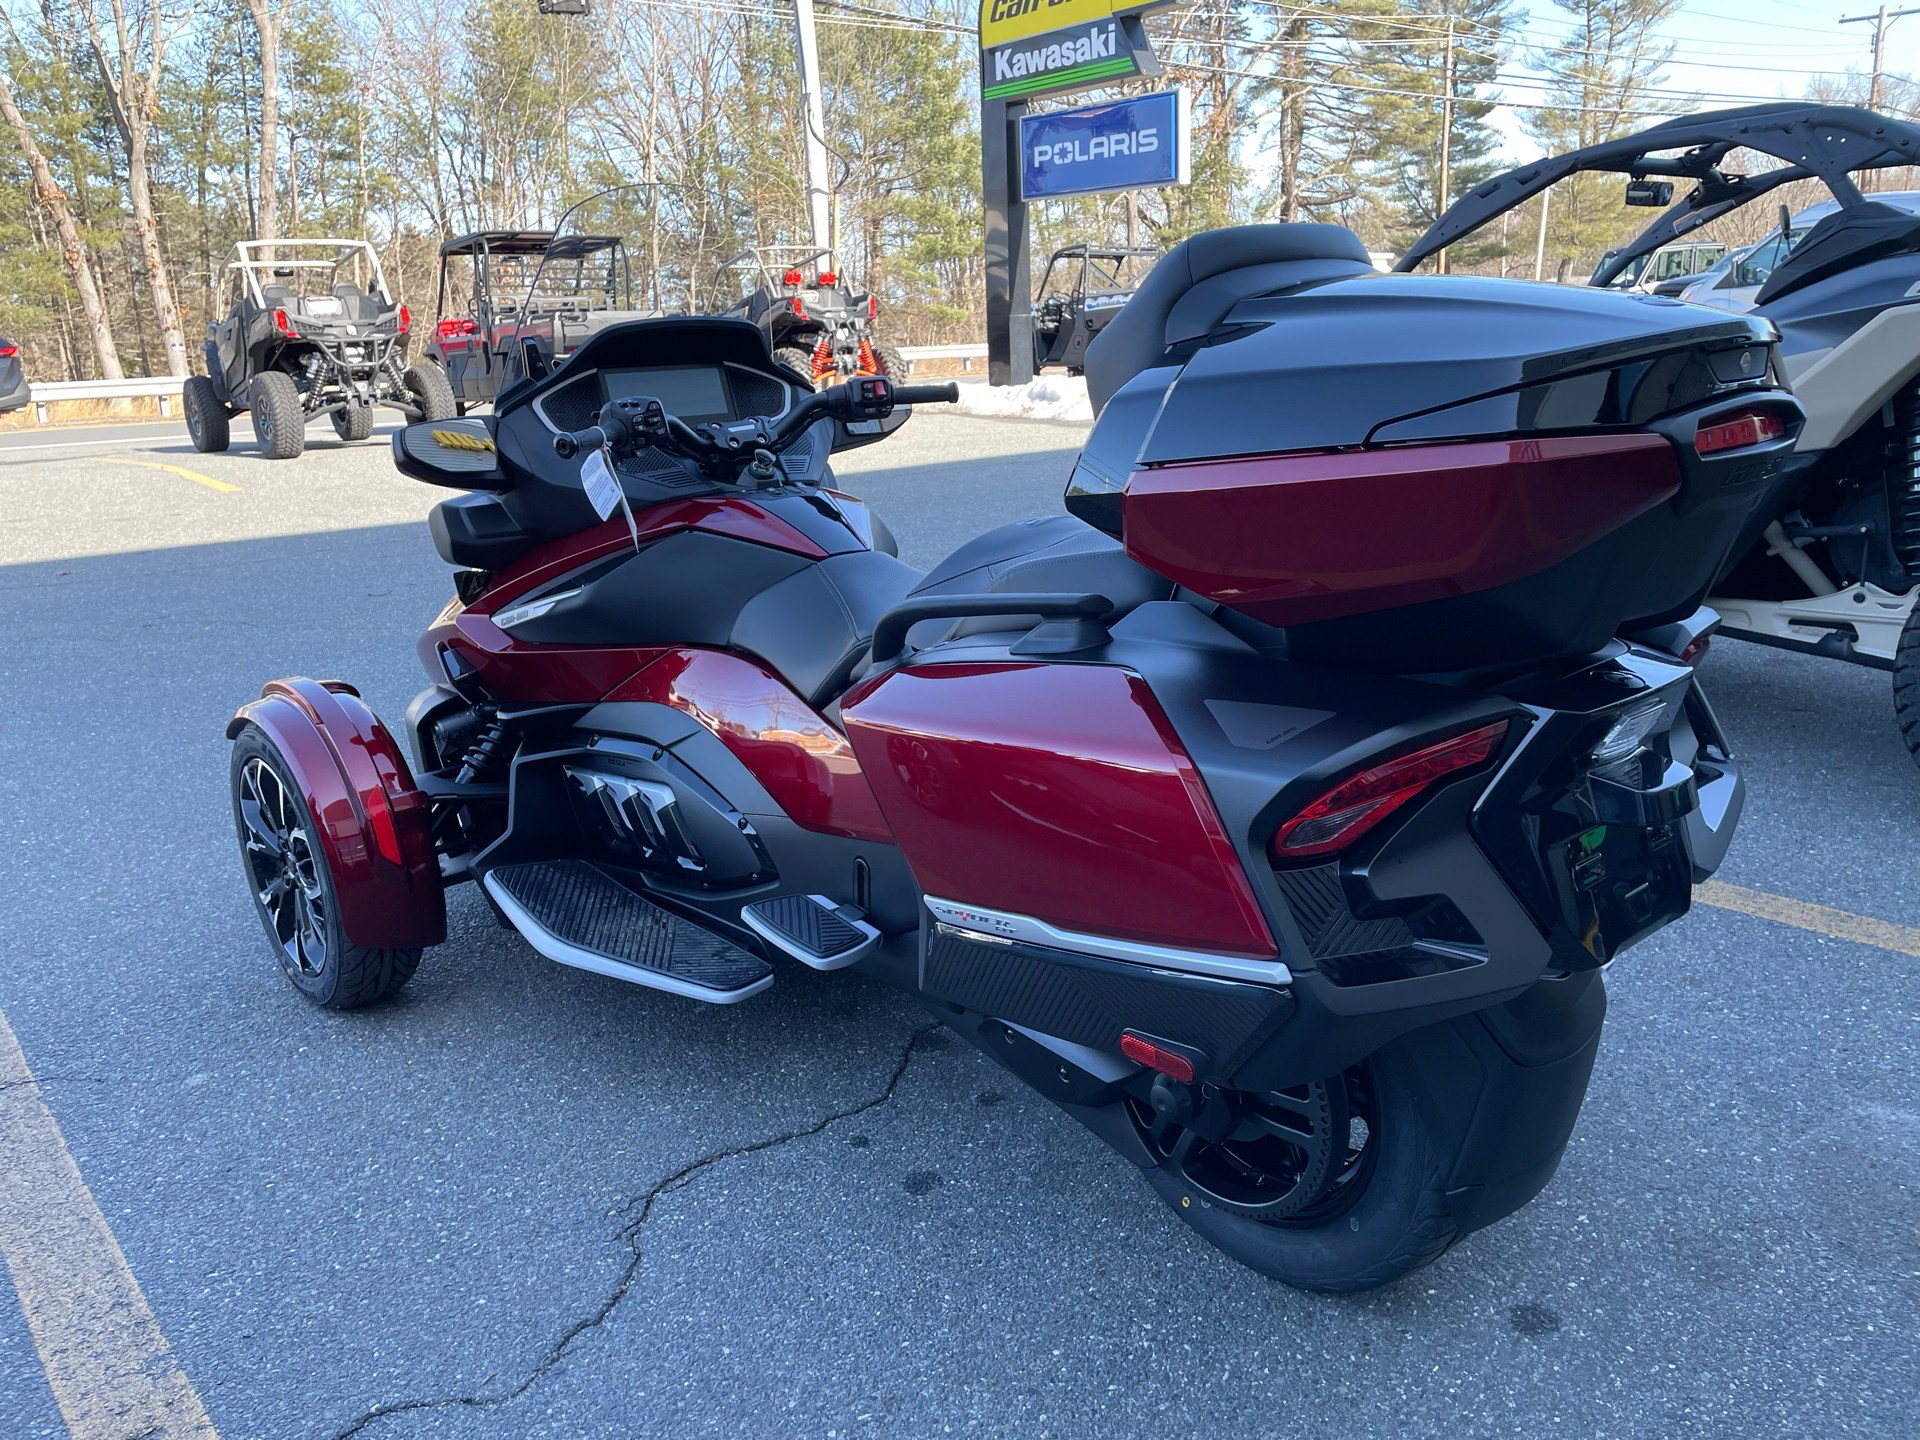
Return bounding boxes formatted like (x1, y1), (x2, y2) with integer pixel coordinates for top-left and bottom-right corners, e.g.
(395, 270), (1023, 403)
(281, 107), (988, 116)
(1019, 90), (1190, 200)
(983, 16), (1152, 101)
(981, 0), (1123, 49)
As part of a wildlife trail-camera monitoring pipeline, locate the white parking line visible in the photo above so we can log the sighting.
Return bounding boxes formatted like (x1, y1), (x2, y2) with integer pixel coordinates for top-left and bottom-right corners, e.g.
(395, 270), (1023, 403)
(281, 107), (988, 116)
(0, 1007), (218, 1438)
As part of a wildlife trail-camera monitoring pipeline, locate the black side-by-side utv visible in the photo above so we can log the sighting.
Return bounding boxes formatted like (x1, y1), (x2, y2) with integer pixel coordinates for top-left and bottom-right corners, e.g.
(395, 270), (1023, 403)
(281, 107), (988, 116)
(1032, 244), (1156, 375)
(187, 240), (446, 459)
(718, 246), (905, 388)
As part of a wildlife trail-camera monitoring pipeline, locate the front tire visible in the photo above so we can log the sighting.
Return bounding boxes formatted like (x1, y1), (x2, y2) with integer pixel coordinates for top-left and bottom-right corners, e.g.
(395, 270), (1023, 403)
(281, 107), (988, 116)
(331, 405), (374, 442)
(250, 372), (306, 459)
(872, 341), (908, 382)
(774, 343), (819, 391)
(404, 362), (457, 421)
(184, 375), (230, 452)
(1895, 597), (1920, 768)
(231, 727), (421, 1009)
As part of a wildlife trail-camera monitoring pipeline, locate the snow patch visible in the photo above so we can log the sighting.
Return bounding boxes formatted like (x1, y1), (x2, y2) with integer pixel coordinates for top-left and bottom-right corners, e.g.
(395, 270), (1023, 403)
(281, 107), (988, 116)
(948, 375), (1093, 424)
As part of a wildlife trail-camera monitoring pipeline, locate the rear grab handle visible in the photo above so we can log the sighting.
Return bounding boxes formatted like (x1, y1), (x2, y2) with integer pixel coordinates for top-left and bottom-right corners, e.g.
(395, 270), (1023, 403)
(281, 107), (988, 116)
(869, 592), (1114, 665)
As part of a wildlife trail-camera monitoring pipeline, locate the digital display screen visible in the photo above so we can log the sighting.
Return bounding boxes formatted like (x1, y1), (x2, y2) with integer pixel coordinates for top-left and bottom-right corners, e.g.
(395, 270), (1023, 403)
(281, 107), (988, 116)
(600, 365), (733, 424)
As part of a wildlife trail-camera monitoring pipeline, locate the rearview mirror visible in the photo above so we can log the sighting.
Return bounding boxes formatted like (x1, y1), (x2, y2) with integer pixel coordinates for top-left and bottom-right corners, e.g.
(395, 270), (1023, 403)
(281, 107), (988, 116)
(1626, 179), (1674, 207)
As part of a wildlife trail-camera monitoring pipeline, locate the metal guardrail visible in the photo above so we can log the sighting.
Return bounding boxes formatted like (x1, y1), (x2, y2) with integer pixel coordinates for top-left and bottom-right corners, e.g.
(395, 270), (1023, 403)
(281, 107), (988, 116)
(897, 343), (988, 374)
(23, 376), (185, 424)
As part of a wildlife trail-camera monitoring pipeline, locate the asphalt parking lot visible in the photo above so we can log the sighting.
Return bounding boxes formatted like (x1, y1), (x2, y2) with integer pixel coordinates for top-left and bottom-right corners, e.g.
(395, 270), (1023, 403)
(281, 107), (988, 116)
(1, 409), (1916, 1439)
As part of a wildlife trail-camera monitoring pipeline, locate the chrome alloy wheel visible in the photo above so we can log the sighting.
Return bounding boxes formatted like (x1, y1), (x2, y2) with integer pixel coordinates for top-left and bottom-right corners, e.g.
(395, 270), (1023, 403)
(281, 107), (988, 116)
(237, 756), (330, 978)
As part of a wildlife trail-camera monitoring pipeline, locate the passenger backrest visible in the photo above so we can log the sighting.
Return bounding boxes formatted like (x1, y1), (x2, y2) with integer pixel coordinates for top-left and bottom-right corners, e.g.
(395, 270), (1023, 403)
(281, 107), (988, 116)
(1083, 224), (1375, 415)
(332, 283), (385, 321)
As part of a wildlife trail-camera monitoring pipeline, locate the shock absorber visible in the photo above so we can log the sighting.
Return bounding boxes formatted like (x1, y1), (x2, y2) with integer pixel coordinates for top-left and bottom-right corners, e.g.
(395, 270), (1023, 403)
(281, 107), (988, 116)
(455, 718), (510, 785)
(1892, 379), (1920, 575)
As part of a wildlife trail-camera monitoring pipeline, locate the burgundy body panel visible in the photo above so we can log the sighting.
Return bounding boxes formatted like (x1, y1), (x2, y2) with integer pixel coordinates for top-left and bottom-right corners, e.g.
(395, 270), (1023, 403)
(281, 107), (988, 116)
(1123, 434), (1681, 628)
(611, 649), (893, 843)
(227, 678), (446, 950)
(474, 498), (829, 612)
(417, 601), (668, 704)
(841, 663), (1278, 959)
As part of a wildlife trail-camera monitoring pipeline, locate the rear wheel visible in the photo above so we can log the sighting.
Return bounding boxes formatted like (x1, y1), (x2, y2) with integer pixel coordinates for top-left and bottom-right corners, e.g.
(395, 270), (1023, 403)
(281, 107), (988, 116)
(183, 375), (230, 453)
(872, 342), (908, 382)
(774, 343), (819, 390)
(250, 372), (306, 459)
(1139, 1051), (1455, 1293)
(331, 405), (374, 442)
(404, 362), (457, 421)
(231, 727), (421, 1009)
(1895, 598), (1920, 767)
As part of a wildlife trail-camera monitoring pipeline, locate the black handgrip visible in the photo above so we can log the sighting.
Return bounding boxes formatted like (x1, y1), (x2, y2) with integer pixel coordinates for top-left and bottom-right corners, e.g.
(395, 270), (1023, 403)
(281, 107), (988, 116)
(869, 592), (1112, 666)
(891, 382), (960, 405)
(552, 426), (605, 460)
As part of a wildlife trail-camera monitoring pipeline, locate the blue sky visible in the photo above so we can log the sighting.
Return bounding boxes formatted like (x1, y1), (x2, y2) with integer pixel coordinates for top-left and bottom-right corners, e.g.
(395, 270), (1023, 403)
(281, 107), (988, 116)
(1485, 0), (1920, 159)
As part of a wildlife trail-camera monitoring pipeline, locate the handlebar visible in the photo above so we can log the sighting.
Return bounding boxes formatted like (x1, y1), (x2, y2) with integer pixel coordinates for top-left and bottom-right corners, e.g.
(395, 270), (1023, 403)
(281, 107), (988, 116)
(551, 374), (960, 469)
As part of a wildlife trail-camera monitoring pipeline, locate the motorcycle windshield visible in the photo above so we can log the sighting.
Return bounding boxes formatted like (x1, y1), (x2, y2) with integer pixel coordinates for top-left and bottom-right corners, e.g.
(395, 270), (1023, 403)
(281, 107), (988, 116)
(520, 183), (718, 319)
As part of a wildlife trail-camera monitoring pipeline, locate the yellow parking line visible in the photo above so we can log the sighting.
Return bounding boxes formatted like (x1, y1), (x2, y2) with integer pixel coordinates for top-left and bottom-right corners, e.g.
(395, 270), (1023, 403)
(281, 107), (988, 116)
(0, 1007), (218, 1438)
(1695, 880), (1920, 958)
(98, 457), (239, 492)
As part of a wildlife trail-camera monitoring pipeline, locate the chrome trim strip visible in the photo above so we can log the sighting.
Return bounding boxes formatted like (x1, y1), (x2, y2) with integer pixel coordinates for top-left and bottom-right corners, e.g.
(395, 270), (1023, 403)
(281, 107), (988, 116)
(483, 872), (773, 1005)
(923, 897), (1292, 986)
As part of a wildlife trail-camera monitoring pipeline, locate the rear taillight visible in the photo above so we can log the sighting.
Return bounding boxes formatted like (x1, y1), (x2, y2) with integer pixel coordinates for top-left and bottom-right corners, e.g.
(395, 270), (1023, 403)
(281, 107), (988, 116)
(867, 295), (878, 319)
(1694, 408), (1787, 456)
(790, 297), (806, 316)
(783, 268), (804, 286)
(398, 305), (410, 334)
(273, 309), (297, 338)
(1270, 720), (1509, 861)
(0, 344), (17, 358)
(819, 270), (837, 286)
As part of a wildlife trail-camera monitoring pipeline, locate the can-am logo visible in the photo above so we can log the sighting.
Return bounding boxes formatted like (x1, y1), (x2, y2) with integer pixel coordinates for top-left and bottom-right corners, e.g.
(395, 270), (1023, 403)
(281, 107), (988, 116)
(992, 22), (1117, 81)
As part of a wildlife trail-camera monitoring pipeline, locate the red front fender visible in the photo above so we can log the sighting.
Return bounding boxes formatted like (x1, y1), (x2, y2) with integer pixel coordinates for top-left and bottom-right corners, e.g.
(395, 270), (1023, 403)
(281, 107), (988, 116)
(227, 678), (446, 949)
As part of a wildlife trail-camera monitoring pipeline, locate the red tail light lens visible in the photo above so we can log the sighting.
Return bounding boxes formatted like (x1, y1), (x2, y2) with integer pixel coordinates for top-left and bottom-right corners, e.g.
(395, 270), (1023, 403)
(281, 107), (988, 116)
(867, 295), (878, 319)
(436, 318), (478, 340)
(790, 297), (806, 315)
(397, 305), (410, 333)
(1694, 408), (1787, 456)
(0, 344), (17, 358)
(818, 270), (837, 286)
(1271, 720), (1510, 861)
(783, 268), (804, 286)
(273, 309), (297, 337)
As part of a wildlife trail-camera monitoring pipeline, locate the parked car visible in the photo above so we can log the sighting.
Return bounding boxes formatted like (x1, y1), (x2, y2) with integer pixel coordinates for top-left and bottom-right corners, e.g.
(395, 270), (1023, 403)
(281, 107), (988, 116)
(1680, 191), (1920, 313)
(1593, 238), (1729, 295)
(0, 338), (28, 414)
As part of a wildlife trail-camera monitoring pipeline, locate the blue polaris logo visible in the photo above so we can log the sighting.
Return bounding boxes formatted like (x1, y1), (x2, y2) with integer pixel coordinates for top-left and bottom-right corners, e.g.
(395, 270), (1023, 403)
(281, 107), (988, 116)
(1018, 90), (1189, 201)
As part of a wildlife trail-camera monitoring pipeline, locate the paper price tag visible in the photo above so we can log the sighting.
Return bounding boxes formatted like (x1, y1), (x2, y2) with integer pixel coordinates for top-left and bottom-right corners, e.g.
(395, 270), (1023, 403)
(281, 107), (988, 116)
(580, 448), (621, 520)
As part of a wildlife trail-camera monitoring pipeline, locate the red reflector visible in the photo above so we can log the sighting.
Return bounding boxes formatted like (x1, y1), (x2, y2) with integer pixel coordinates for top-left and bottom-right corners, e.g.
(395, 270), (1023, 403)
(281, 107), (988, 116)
(1680, 634), (1711, 665)
(1695, 409), (1787, 456)
(1120, 1033), (1195, 1084)
(818, 270), (837, 286)
(1272, 720), (1510, 861)
(783, 268), (804, 286)
(273, 309), (296, 337)
(363, 785), (402, 866)
(398, 304), (410, 333)
(867, 295), (878, 319)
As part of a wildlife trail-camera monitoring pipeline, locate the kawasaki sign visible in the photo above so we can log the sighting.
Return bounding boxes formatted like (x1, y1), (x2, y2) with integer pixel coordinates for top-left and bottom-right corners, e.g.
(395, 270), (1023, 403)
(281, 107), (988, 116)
(983, 15), (1156, 101)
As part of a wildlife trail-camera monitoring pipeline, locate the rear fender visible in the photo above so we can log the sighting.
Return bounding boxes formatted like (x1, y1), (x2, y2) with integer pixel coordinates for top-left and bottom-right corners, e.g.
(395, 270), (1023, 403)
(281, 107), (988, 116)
(227, 677), (446, 949)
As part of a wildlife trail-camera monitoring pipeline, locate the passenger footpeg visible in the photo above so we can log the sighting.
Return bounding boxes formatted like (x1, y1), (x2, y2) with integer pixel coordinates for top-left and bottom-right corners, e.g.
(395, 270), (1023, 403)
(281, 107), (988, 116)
(485, 860), (772, 1003)
(740, 895), (880, 971)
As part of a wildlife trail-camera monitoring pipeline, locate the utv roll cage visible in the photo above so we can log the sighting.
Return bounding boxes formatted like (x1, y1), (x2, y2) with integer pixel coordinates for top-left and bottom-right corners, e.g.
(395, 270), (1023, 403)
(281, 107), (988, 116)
(222, 238), (395, 310)
(1398, 104), (1920, 306)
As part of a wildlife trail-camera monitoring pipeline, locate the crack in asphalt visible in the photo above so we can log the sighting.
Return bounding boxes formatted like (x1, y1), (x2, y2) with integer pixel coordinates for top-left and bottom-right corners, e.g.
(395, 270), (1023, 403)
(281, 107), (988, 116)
(327, 1021), (942, 1440)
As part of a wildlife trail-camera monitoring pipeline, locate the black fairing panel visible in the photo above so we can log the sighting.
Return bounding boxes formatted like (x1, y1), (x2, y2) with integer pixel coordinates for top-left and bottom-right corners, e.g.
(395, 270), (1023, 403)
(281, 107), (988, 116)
(1136, 275), (1771, 463)
(1753, 202), (1920, 305)
(732, 550), (921, 706)
(430, 492), (535, 569)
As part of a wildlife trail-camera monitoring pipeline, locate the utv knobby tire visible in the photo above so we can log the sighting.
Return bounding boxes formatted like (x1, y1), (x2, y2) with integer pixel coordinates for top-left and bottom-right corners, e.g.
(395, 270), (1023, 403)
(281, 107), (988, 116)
(404, 362), (457, 422)
(873, 342), (909, 382)
(775, 343), (819, 390)
(1895, 599), (1920, 768)
(1144, 1046), (1456, 1294)
(250, 372), (306, 459)
(331, 405), (375, 442)
(184, 375), (231, 453)
(231, 726), (421, 1010)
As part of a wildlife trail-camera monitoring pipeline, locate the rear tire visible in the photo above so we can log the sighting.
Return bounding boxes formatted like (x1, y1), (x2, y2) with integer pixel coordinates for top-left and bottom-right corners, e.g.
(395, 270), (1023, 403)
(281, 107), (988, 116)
(1141, 1049), (1456, 1294)
(331, 405), (375, 442)
(1895, 598), (1920, 768)
(774, 343), (819, 390)
(231, 726), (421, 1009)
(250, 372), (306, 459)
(183, 375), (230, 453)
(404, 362), (457, 421)
(873, 342), (908, 381)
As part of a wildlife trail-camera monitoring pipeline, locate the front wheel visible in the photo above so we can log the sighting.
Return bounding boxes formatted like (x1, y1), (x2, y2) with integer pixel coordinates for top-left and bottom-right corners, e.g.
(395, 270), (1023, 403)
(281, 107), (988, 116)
(231, 727), (421, 1009)
(250, 372), (306, 459)
(331, 405), (374, 442)
(774, 343), (819, 390)
(1895, 598), (1920, 768)
(872, 341), (909, 382)
(404, 362), (457, 421)
(183, 375), (230, 452)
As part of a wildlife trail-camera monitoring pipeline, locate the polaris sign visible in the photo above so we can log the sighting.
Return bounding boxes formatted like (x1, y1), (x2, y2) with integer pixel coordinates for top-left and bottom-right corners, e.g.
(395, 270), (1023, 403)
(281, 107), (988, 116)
(1018, 90), (1190, 201)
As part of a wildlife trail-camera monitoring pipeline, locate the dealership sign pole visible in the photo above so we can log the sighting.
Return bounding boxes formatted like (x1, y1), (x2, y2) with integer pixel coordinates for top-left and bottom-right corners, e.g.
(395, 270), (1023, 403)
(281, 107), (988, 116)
(980, 0), (1172, 385)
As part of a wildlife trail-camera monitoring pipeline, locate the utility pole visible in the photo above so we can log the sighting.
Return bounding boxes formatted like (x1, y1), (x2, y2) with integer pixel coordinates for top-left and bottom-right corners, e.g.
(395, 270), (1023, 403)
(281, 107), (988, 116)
(1533, 185), (1551, 282)
(1437, 14), (1455, 274)
(792, 0), (834, 270)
